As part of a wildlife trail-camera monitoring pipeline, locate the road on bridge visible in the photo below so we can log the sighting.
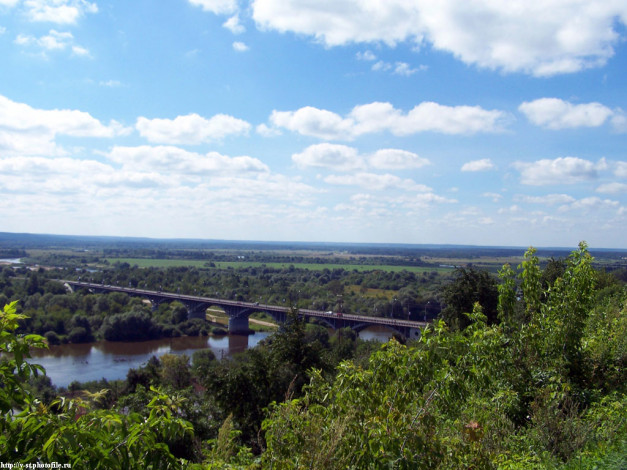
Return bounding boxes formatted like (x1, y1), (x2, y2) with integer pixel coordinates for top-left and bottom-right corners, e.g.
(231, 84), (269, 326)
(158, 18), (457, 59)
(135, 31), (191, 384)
(61, 280), (429, 335)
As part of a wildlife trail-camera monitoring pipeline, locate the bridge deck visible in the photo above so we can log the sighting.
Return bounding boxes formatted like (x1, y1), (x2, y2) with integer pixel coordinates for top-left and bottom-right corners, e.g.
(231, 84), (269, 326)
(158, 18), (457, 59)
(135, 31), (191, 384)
(62, 280), (429, 331)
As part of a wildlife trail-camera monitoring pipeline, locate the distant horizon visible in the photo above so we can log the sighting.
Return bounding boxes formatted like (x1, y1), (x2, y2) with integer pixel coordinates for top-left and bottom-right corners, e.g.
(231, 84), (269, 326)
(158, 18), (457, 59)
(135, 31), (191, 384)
(1, 230), (625, 253)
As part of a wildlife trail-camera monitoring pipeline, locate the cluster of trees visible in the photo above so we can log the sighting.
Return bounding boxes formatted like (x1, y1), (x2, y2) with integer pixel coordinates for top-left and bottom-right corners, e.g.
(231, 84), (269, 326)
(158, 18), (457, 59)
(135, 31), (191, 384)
(1, 243), (626, 468)
(1, 300), (380, 467)
(89, 262), (444, 318)
(0, 261), (445, 344)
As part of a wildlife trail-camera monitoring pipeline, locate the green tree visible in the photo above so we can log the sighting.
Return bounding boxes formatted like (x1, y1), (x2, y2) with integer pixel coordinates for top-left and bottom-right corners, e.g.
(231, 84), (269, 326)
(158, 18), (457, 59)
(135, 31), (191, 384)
(0, 302), (194, 468)
(440, 266), (498, 330)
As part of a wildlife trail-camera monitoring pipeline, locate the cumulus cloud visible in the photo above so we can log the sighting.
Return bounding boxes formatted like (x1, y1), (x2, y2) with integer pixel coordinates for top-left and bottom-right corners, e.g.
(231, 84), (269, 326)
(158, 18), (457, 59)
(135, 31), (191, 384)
(223, 14), (245, 34)
(251, 0), (627, 76)
(596, 182), (627, 194)
(0, 156), (165, 195)
(106, 145), (269, 175)
(615, 162), (627, 178)
(136, 113), (251, 145)
(292, 143), (361, 171)
(371, 60), (423, 76)
(356, 50), (376, 61)
(270, 101), (508, 140)
(0, 94), (127, 156)
(23, 0), (98, 24)
(188, 0), (237, 15)
(256, 123), (282, 137)
(519, 98), (618, 129)
(232, 41), (249, 51)
(324, 172), (431, 192)
(292, 144), (430, 172)
(270, 107), (354, 140)
(513, 157), (605, 185)
(393, 62), (421, 76)
(14, 29), (90, 57)
(482, 192), (503, 202)
(461, 158), (494, 172)
(559, 196), (621, 212)
(368, 149), (430, 170)
(515, 193), (576, 205)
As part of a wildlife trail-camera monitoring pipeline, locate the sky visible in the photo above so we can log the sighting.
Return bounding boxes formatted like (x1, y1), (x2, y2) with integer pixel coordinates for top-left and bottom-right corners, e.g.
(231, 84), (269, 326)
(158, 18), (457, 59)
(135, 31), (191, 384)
(0, 1), (626, 249)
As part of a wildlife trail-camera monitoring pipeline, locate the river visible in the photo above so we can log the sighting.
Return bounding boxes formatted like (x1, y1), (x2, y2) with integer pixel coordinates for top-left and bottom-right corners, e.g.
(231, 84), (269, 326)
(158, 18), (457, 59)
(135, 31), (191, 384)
(29, 326), (393, 388)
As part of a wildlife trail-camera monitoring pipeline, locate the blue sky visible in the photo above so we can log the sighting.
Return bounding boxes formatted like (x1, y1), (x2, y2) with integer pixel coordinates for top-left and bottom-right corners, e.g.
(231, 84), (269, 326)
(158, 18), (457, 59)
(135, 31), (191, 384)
(0, 0), (626, 248)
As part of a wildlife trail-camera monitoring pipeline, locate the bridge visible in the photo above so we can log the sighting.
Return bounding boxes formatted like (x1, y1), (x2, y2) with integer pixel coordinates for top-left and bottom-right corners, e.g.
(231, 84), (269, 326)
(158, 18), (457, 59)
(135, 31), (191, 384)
(62, 280), (427, 339)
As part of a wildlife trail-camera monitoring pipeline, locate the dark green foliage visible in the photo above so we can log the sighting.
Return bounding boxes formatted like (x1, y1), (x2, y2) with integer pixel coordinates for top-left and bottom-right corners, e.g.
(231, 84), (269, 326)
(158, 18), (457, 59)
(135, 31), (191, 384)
(101, 308), (162, 341)
(260, 244), (627, 469)
(440, 266), (498, 330)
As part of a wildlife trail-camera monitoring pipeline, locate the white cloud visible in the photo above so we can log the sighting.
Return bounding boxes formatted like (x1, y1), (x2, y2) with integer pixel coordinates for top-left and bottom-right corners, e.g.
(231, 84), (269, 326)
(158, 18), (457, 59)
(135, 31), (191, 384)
(136, 113), (251, 145)
(292, 143), (362, 171)
(188, 0), (237, 15)
(0, 156), (165, 195)
(515, 193), (576, 205)
(270, 107), (355, 140)
(106, 145), (270, 176)
(596, 182), (627, 194)
(0, 0), (19, 6)
(324, 172), (430, 192)
(372, 61), (423, 76)
(393, 62), (419, 76)
(232, 41), (249, 52)
(256, 123), (281, 137)
(513, 157), (604, 185)
(23, 0), (98, 24)
(292, 144), (430, 172)
(461, 158), (494, 172)
(356, 50), (376, 61)
(223, 14), (245, 34)
(14, 29), (90, 57)
(615, 162), (627, 178)
(0, 94), (127, 156)
(519, 98), (617, 129)
(405, 192), (457, 207)
(352, 101), (508, 135)
(368, 149), (430, 170)
(559, 196), (621, 212)
(270, 101), (508, 140)
(251, 0), (627, 76)
(482, 192), (502, 202)
(0, 27), (6, 34)
(371, 61), (391, 72)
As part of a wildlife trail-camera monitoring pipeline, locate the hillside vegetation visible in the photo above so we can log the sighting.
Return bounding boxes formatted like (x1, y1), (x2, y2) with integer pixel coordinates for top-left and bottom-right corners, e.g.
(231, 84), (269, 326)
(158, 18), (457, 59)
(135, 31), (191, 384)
(0, 243), (625, 468)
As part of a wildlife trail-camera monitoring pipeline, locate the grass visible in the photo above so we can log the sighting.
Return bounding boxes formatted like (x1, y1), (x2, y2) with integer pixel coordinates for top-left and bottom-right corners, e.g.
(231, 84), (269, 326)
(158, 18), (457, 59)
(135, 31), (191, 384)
(104, 258), (453, 273)
(205, 308), (278, 332)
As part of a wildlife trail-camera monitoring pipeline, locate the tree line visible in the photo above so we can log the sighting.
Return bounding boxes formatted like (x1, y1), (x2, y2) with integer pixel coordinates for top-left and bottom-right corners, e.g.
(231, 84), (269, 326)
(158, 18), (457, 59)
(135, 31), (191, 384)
(0, 243), (625, 468)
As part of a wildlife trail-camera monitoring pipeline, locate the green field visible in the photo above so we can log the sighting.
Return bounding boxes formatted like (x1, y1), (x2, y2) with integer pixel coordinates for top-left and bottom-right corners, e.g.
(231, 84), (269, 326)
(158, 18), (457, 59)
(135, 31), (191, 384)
(105, 258), (453, 273)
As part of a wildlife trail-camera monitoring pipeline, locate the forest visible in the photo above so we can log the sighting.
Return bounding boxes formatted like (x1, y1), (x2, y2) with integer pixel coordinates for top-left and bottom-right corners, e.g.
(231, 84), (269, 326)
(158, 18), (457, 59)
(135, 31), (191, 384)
(0, 240), (626, 468)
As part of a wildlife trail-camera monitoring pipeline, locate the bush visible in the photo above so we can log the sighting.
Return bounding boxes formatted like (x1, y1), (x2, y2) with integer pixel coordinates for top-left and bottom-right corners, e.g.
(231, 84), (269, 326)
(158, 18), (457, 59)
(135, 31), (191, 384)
(44, 330), (61, 345)
(68, 326), (92, 343)
(100, 310), (162, 341)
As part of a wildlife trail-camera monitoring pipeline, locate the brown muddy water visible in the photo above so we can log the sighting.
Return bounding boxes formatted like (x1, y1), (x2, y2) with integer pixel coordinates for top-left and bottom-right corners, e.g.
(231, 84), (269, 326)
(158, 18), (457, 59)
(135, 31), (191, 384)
(29, 326), (393, 387)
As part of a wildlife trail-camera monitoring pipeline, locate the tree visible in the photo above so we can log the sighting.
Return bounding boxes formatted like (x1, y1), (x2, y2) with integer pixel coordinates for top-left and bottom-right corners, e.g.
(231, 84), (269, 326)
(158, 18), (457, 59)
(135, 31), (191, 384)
(440, 266), (498, 330)
(160, 354), (192, 389)
(0, 302), (193, 468)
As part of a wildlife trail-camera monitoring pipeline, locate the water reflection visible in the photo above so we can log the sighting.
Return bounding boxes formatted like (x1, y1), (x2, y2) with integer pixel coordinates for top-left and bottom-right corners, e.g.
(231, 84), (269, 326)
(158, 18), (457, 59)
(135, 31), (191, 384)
(31, 333), (271, 388)
(29, 325), (394, 388)
(358, 325), (395, 342)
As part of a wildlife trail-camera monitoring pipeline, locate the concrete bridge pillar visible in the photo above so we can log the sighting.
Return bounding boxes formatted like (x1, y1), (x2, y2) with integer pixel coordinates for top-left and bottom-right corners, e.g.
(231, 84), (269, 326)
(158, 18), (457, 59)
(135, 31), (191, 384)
(228, 315), (250, 334)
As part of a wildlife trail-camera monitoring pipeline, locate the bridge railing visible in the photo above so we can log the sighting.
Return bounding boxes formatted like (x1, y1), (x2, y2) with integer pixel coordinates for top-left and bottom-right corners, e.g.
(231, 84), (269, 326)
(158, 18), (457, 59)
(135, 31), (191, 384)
(61, 280), (428, 329)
